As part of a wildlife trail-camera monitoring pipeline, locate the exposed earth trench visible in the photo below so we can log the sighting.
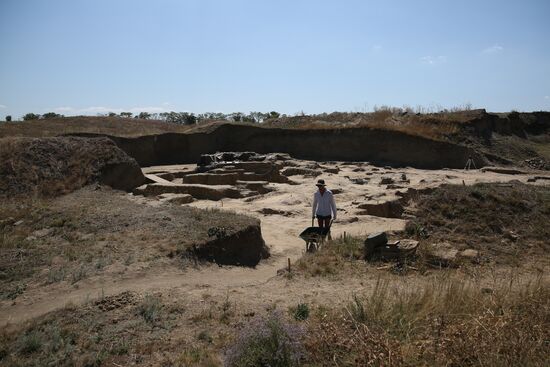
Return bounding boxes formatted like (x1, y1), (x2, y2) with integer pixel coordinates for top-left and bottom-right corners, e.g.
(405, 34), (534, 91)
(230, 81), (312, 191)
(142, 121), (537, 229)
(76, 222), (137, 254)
(2, 159), (549, 328)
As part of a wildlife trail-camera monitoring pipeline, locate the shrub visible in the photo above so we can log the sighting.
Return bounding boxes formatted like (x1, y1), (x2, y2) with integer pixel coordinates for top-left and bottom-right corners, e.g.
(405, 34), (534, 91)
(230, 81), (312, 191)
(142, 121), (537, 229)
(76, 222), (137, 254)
(224, 310), (305, 367)
(42, 112), (63, 119)
(22, 113), (40, 121)
(291, 303), (309, 321)
(5, 115), (11, 122)
(17, 331), (42, 355)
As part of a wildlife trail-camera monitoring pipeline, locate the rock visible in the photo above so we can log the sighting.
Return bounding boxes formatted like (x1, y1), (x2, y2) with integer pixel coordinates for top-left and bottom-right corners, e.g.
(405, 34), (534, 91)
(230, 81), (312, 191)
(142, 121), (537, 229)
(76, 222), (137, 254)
(198, 152), (267, 166)
(459, 249), (479, 259)
(505, 231), (519, 241)
(357, 199), (404, 218)
(331, 188), (343, 195)
(31, 228), (54, 238)
(524, 157), (547, 170)
(0, 217), (15, 228)
(352, 167), (365, 172)
(159, 193), (194, 205)
(350, 178), (368, 185)
(480, 167), (527, 175)
(324, 167), (340, 174)
(259, 208), (293, 216)
(386, 184), (405, 189)
(341, 216), (359, 224)
(380, 177), (394, 185)
(134, 183), (243, 201)
(379, 239), (419, 260)
(14, 220), (24, 226)
(364, 232), (388, 259)
(281, 167), (322, 177)
(426, 242), (459, 267)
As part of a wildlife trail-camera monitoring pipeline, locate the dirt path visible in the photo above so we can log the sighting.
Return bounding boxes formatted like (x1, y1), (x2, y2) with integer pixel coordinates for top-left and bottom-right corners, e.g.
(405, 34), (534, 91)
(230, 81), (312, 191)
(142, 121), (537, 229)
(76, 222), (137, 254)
(2, 162), (548, 327)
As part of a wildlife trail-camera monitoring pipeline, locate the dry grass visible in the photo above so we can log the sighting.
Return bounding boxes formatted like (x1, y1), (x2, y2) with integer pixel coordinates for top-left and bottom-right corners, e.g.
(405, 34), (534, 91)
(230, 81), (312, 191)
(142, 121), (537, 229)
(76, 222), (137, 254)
(0, 289), (246, 366)
(295, 236), (365, 277)
(304, 273), (549, 366)
(0, 187), (257, 297)
(0, 116), (194, 138)
(405, 182), (550, 266)
(0, 136), (141, 197)
(263, 110), (483, 140)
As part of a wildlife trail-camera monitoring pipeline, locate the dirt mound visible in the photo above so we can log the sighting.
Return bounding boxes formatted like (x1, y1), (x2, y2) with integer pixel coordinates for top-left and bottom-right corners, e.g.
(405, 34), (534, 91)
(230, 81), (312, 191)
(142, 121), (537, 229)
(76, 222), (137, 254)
(405, 182), (550, 265)
(0, 136), (146, 197)
(188, 224), (269, 266)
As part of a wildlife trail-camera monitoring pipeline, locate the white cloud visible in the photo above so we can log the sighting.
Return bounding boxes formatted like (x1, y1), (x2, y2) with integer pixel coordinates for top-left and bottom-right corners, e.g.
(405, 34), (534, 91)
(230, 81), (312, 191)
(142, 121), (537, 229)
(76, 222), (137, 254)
(53, 106), (75, 113)
(0, 104), (6, 109)
(371, 44), (382, 52)
(52, 105), (172, 115)
(545, 96), (550, 100)
(420, 55), (447, 65)
(482, 44), (503, 54)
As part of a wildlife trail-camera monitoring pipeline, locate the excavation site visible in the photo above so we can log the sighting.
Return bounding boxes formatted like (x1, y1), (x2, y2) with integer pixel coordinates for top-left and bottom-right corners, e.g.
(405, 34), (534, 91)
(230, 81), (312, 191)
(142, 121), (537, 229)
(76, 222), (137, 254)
(0, 109), (549, 366)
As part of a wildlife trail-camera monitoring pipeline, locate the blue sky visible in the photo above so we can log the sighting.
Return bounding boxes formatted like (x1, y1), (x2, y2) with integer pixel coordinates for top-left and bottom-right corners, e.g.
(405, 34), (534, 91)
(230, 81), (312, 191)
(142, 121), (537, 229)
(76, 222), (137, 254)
(1, 0), (549, 119)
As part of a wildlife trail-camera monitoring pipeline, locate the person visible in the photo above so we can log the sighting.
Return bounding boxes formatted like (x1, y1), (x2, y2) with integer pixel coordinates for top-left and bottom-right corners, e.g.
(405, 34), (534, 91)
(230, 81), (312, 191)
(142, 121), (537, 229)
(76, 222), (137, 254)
(311, 179), (337, 229)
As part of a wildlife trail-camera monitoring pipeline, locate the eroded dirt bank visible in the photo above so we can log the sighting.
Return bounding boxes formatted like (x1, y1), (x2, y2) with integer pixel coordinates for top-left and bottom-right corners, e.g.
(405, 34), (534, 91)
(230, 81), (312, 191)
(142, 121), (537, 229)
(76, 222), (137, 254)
(86, 125), (482, 169)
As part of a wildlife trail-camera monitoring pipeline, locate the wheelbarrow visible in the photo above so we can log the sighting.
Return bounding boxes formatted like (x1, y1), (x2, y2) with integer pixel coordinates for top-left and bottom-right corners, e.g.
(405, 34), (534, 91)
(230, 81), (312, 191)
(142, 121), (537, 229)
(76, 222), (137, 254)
(299, 218), (333, 253)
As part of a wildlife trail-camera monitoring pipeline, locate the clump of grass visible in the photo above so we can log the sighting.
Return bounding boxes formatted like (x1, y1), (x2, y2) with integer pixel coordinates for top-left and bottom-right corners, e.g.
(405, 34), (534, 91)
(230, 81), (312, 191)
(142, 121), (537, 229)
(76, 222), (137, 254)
(138, 294), (162, 324)
(220, 293), (234, 324)
(290, 303), (310, 321)
(197, 330), (213, 344)
(17, 331), (42, 355)
(176, 347), (220, 366)
(224, 310), (305, 367)
(70, 264), (87, 284)
(46, 267), (66, 284)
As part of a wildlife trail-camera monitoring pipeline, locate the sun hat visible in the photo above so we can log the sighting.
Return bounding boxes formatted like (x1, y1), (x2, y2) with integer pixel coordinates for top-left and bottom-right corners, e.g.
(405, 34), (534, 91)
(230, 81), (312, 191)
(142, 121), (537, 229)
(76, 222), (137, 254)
(316, 179), (326, 187)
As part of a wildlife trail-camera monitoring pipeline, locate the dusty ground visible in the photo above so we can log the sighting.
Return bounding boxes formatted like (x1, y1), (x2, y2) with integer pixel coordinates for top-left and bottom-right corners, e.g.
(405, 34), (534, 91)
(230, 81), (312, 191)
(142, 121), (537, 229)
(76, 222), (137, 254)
(1, 158), (549, 365)
(2, 160), (548, 324)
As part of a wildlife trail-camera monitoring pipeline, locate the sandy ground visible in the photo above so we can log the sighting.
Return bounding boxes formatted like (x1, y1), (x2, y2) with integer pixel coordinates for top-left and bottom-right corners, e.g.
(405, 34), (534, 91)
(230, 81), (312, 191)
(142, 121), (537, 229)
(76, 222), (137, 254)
(2, 160), (548, 327)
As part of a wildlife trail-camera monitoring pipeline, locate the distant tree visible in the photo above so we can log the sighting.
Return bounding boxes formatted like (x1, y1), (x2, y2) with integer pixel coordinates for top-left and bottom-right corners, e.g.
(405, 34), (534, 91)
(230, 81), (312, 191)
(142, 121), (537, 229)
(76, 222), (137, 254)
(242, 113), (256, 123)
(42, 112), (63, 119)
(5, 115), (12, 122)
(120, 112), (133, 118)
(250, 111), (267, 123)
(108, 112), (117, 117)
(231, 112), (243, 122)
(138, 112), (151, 119)
(162, 111), (196, 125)
(23, 113), (40, 121)
(182, 112), (197, 125)
(268, 111), (280, 119)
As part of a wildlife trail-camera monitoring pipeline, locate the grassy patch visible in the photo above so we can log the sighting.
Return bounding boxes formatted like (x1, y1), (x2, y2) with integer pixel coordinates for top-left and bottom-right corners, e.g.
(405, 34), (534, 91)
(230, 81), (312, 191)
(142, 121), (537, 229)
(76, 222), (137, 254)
(0, 187), (258, 291)
(295, 235), (365, 277)
(304, 274), (550, 366)
(405, 182), (550, 265)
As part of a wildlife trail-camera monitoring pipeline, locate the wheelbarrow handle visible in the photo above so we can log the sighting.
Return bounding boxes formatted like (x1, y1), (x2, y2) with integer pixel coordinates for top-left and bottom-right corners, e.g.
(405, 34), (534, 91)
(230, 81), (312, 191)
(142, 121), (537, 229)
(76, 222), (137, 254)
(311, 217), (315, 227)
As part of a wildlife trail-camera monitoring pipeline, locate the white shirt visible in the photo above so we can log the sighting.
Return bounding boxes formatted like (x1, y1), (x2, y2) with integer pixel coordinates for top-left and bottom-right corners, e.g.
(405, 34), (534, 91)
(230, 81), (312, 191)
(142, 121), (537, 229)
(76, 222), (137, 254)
(312, 189), (337, 219)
